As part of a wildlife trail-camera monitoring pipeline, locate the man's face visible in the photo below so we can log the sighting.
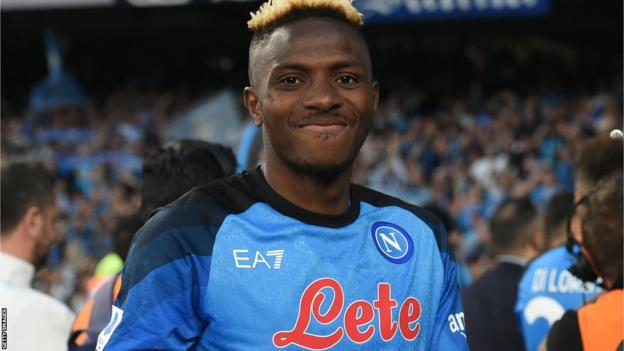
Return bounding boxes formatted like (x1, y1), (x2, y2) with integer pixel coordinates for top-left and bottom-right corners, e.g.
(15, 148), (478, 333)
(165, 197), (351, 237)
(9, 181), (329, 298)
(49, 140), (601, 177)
(245, 18), (379, 176)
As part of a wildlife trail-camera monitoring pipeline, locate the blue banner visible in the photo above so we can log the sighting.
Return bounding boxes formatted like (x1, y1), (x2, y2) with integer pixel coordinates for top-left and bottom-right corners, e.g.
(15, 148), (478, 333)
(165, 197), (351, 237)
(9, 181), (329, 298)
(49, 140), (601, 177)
(357, 0), (551, 22)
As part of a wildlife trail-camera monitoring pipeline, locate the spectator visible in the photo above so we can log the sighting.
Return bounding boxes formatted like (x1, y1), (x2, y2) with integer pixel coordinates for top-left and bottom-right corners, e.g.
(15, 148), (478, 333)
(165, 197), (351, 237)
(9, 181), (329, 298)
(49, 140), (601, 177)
(463, 198), (544, 351)
(0, 161), (75, 351)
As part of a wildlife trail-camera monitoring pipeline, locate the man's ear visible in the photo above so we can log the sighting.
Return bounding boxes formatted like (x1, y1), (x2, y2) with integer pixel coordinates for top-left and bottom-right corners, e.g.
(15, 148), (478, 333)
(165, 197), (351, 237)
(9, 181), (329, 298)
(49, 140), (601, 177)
(22, 206), (43, 241)
(371, 81), (380, 112)
(244, 87), (263, 127)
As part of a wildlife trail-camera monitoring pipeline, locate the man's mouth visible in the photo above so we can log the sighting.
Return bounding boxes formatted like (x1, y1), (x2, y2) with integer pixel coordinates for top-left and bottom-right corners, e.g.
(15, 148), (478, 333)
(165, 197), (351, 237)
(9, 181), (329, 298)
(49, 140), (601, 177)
(298, 116), (348, 135)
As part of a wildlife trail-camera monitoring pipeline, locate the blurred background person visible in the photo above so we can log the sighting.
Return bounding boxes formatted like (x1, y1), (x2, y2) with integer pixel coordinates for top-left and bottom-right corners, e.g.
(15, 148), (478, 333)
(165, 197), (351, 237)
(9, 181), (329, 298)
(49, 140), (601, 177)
(515, 135), (622, 351)
(545, 173), (623, 351)
(463, 198), (544, 351)
(0, 161), (75, 351)
(68, 139), (236, 351)
(137, 139), (237, 220)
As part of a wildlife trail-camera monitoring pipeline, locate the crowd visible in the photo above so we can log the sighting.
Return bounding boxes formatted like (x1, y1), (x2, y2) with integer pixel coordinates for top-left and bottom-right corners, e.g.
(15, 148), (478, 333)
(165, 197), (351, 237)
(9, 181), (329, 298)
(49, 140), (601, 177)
(1, 90), (195, 310)
(357, 87), (621, 278)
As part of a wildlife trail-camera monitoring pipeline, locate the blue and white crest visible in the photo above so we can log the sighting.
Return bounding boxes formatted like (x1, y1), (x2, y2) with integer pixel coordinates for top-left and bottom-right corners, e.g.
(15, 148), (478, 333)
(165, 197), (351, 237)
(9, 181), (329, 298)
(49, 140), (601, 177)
(371, 222), (414, 264)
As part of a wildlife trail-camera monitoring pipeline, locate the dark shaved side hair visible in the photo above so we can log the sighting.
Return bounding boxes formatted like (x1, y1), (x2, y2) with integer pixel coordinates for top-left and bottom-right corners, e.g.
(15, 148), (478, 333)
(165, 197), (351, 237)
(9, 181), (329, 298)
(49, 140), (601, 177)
(489, 198), (540, 253)
(1, 162), (55, 235)
(574, 137), (623, 189)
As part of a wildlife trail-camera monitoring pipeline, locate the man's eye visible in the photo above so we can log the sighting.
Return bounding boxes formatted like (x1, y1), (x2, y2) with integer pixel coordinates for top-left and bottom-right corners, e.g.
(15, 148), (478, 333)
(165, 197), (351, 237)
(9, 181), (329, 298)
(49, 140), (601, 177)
(280, 77), (301, 85)
(337, 75), (358, 85)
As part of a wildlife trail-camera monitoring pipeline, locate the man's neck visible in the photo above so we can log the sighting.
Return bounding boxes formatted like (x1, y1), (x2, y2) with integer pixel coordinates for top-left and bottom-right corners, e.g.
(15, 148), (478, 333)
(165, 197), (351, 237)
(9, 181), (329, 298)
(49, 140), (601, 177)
(549, 236), (568, 249)
(0, 233), (34, 264)
(262, 158), (352, 216)
(498, 246), (540, 264)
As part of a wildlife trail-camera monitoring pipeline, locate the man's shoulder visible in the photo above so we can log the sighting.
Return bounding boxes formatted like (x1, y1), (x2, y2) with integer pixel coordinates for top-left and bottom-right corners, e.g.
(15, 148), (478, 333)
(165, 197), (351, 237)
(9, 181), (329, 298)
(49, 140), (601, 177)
(354, 183), (443, 229)
(139, 173), (259, 237)
(169, 171), (259, 215)
(468, 262), (522, 292)
(4, 286), (74, 351)
(353, 183), (451, 255)
(523, 245), (574, 276)
(6, 284), (74, 319)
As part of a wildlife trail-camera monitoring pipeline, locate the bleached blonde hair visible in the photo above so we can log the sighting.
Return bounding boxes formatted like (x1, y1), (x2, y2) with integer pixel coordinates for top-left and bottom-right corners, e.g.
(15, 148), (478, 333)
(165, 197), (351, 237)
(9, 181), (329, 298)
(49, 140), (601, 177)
(247, 0), (364, 31)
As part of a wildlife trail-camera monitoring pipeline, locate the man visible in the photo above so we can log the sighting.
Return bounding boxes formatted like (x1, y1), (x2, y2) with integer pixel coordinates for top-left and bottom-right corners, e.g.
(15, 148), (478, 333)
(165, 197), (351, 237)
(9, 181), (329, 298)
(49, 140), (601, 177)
(545, 173), (623, 351)
(0, 162), (75, 351)
(514, 136), (622, 351)
(463, 198), (544, 351)
(98, 1), (468, 350)
(68, 139), (236, 350)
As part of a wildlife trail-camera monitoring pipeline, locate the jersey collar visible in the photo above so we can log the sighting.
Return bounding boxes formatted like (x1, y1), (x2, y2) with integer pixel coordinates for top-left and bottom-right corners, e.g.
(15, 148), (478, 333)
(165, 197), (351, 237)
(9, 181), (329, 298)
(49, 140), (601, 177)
(246, 166), (360, 228)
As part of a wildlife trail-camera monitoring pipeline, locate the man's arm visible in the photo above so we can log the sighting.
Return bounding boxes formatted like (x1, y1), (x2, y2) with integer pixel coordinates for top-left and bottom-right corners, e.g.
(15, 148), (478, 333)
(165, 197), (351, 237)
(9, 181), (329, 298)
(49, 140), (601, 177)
(97, 207), (214, 350)
(430, 222), (470, 350)
(545, 310), (583, 351)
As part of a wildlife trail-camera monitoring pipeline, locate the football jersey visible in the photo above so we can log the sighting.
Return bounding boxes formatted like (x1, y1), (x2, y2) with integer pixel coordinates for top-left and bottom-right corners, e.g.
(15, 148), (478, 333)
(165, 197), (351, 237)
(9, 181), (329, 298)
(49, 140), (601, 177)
(98, 168), (468, 350)
(514, 245), (601, 351)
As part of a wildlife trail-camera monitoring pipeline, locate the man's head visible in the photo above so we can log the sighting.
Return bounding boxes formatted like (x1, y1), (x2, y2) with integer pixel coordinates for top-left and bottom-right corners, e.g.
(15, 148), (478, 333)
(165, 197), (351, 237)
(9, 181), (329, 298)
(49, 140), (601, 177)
(489, 198), (543, 258)
(573, 137), (623, 200)
(244, 0), (379, 181)
(570, 136), (622, 244)
(543, 191), (575, 248)
(139, 139), (236, 219)
(1, 162), (58, 264)
(579, 173), (623, 288)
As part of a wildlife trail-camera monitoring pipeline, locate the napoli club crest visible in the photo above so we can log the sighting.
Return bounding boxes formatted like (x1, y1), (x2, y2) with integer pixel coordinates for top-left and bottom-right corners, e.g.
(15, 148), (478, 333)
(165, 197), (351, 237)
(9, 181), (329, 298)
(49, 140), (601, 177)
(371, 222), (414, 264)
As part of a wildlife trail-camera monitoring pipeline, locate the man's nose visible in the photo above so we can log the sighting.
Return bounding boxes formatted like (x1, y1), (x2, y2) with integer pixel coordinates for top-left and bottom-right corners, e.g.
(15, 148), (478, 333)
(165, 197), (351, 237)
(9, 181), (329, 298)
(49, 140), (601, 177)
(303, 77), (342, 112)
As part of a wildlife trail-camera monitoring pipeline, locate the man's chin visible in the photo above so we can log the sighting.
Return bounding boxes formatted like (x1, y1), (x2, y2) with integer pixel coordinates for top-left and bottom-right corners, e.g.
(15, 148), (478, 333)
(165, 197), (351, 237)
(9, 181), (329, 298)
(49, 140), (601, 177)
(284, 156), (356, 184)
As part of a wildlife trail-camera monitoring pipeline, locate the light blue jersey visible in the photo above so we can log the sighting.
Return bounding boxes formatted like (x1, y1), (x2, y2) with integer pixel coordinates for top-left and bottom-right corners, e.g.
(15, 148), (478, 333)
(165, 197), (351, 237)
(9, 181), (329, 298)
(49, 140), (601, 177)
(98, 168), (468, 350)
(515, 245), (601, 351)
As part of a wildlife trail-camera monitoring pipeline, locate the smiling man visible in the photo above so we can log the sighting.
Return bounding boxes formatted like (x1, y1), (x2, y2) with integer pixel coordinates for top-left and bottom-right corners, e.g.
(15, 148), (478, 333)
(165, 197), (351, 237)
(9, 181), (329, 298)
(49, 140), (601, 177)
(98, 1), (468, 350)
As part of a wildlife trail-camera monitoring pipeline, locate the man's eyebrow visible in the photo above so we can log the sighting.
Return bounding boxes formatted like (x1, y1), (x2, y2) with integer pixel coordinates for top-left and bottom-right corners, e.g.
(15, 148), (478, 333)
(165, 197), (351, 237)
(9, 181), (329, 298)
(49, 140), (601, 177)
(271, 59), (365, 73)
(271, 63), (310, 73)
(330, 60), (365, 71)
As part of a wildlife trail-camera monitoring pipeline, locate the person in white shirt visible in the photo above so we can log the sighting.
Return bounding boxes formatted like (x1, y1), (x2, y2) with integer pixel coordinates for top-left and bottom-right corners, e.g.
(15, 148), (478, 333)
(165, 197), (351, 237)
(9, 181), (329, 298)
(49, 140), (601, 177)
(0, 161), (74, 351)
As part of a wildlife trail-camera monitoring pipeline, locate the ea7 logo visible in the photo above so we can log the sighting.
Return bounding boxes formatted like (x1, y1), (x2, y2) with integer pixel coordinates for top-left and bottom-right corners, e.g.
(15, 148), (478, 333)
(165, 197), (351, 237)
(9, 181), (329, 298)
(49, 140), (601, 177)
(448, 312), (466, 338)
(233, 249), (285, 269)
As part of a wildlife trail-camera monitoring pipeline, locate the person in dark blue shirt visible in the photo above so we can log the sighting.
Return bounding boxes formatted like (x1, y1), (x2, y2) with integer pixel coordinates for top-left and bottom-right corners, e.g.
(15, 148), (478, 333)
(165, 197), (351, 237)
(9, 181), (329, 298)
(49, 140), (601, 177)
(463, 198), (545, 351)
(97, 1), (468, 350)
